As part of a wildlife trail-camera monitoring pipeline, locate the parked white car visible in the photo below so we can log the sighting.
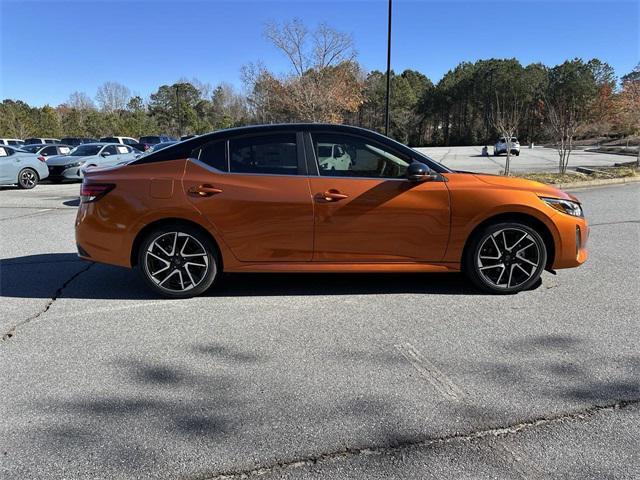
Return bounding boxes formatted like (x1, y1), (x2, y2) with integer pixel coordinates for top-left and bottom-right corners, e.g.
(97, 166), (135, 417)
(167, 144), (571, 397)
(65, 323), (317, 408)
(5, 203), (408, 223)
(46, 143), (140, 182)
(0, 138), (25, 147)
(317, 143), (352, 171)
(0, 145), (49, 188)
(494, 137), (520, 156)
(99, 136), (140, 146)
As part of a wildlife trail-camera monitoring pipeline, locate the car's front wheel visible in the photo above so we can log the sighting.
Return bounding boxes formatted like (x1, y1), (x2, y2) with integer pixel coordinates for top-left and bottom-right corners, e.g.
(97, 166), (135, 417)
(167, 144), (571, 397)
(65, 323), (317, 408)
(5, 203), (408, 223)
(17, 168), (39, 189)
(137, 224), (219, 298)
(464, 222), (547, 294)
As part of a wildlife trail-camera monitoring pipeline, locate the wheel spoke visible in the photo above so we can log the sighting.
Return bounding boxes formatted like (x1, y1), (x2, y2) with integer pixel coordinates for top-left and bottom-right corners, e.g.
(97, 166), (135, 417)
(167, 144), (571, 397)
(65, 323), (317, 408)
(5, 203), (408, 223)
(490, 235), (502, 256)
(158, 268), (179, 286)
(184, 264), (196, 286)
(516, 255), (538, 267)
(480, 263), (504, 271)
(507, 264), (516, 287)
(170, 232), (178, 256)
(510, 232), (529, 251)
(515, 263), (533, 277)
(495, 265), (506, 285)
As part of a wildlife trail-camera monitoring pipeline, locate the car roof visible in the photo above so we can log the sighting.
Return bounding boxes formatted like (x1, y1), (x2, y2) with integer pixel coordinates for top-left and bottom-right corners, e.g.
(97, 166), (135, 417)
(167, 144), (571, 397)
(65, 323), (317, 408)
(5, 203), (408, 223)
(133, 123), (453, 174)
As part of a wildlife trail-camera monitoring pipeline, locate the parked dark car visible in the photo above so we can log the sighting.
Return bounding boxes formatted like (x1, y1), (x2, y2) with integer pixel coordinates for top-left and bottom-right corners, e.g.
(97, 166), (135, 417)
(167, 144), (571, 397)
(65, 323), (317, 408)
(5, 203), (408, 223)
(180, 134), (197, 141)
(61, 137), (99, 146)
(24, 138), (60, 145)
(137, 135), (175, 151)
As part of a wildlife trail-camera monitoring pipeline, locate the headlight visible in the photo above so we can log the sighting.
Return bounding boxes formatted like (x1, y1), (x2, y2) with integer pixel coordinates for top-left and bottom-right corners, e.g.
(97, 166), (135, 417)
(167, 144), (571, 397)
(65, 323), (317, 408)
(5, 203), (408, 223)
(540, 197), (583, 217)
(67, 161), (85, 168)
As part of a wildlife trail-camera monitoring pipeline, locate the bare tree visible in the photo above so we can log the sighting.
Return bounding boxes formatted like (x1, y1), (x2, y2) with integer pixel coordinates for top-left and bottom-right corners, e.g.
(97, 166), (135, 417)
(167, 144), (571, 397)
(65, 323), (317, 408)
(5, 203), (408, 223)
(252, 19), (362, 123)
(545, 96), (582, 174)
(490, 91), (524, 176)
(66, 91), (95, 110)
(96, 81), (131, 113)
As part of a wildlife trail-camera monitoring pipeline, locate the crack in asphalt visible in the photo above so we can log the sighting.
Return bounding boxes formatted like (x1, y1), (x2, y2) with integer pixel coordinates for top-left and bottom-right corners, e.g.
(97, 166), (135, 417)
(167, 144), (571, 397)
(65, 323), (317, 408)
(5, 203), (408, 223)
(589, 220), (640, 227)
(200, 399), (639, 480)
(1, 263), (93, 341)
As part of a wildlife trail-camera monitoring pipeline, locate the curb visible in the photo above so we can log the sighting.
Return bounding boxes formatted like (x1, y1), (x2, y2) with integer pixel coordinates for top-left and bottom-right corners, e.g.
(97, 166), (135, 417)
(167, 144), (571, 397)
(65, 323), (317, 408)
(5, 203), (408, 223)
(554, 176), (640, 190)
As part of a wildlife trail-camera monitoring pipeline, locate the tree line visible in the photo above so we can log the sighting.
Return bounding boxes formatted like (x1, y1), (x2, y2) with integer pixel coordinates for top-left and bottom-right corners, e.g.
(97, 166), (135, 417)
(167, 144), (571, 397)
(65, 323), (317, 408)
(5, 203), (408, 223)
(1, 19), (638, 158)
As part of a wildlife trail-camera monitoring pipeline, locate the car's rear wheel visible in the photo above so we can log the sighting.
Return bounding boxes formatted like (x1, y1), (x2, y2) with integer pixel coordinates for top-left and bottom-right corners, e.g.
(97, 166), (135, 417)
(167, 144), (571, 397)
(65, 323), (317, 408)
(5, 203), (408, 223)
(137, 224), (218, 298)
(464, 222), (547, 294)
(17, 168), (39, 189)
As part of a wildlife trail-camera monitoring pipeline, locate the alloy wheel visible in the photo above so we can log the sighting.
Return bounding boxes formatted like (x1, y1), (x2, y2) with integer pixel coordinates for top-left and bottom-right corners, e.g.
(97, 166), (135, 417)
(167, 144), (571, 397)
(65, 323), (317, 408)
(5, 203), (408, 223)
(19, 169), (37, 189)
(143, 231), (211, 293)
(476, 227), (542, 290)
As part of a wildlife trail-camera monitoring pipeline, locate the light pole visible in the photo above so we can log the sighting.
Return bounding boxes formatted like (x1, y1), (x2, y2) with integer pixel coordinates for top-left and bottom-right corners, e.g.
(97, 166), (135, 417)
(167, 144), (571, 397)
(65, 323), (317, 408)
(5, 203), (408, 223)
(384, 0), (393, 136)
(175, 84), (182, 137)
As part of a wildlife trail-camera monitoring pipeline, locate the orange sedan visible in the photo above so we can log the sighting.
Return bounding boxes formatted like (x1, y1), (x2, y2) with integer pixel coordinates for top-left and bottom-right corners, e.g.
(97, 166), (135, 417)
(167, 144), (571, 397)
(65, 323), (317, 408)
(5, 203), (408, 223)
(75, 124), (588, 297)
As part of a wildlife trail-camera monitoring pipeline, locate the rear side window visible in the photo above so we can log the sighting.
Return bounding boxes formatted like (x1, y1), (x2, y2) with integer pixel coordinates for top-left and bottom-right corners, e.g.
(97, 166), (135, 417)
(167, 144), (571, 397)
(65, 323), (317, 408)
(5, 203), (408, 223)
(194, 141), (227, 171)
(0, 147), (7, 156)
(42, 146), (58, 156)
(229, 134), (298, 175)
(58, 146), (71, 154)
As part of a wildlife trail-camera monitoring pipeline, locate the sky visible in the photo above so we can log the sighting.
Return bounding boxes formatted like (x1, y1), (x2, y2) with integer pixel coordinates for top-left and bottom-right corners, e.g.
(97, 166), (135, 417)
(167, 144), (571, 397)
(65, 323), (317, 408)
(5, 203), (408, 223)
(1, 0), (638, 106)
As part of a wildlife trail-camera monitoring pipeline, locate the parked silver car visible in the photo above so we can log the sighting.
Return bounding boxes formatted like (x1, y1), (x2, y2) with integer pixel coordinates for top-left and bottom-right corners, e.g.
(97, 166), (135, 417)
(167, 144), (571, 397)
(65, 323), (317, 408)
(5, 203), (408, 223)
(494, 137), (520, 156)
(0, 145), (49, 189)
(20, 143), (72, 158)
(46, 143), (140, 182)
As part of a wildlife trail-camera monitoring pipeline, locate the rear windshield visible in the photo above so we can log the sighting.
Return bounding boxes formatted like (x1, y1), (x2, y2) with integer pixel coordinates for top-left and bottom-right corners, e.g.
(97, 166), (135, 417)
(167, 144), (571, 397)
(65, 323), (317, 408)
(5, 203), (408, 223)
(100, 137), (118, 143)
(140, 136), (161, 144)
(70, 145), (101, 156)
(24, 138), (41, 144)
(21, 145), (43, 153)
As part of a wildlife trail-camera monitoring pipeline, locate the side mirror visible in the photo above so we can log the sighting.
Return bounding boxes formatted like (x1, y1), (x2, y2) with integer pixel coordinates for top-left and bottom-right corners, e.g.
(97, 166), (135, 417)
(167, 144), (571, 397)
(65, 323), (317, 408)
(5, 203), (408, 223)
(407, 162), (437, 182)
(101, 151), (111, 157)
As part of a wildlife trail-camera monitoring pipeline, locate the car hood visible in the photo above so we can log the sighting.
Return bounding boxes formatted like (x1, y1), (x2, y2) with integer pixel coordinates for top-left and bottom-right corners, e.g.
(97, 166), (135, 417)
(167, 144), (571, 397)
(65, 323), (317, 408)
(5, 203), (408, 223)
(471, 173), (578, 202)
(47, 155), (93, 166)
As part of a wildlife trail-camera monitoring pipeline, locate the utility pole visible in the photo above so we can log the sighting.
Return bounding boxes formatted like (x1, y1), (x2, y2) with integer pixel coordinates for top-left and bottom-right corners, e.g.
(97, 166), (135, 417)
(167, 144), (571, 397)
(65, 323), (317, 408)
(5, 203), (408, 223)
(175, 84), (182, 137)
(384, 0), (393, 136)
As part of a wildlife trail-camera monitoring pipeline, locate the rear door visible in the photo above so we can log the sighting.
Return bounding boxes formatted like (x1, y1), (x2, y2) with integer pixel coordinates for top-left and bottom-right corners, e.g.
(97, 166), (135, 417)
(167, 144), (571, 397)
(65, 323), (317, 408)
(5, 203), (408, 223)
(306, 130), (450, 262)
(183, 131), (314, 262)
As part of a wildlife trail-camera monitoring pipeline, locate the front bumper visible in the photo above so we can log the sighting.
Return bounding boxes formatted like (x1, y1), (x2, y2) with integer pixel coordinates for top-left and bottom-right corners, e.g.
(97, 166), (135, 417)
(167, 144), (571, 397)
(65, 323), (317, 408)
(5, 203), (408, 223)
(48, 165), (83, 181)
(551, 214), (589, 269)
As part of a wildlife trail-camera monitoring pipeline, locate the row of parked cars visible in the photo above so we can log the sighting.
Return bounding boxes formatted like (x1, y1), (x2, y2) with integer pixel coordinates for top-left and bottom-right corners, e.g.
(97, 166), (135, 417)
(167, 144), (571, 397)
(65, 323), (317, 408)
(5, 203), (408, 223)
(0, 135), (190, 189)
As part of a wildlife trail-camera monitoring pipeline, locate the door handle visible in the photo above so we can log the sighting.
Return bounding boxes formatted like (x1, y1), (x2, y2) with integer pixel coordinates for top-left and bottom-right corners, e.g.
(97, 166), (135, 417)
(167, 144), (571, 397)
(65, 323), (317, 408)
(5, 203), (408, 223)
(188, 184), (223, 197)
(320, 190), (349, 202)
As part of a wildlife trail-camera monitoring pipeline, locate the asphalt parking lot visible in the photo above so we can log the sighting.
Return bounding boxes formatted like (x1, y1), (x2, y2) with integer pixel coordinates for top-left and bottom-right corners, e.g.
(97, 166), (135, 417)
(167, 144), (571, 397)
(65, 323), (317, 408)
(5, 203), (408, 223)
(1, 179), (639, 479)
(416, 145), (626, 174)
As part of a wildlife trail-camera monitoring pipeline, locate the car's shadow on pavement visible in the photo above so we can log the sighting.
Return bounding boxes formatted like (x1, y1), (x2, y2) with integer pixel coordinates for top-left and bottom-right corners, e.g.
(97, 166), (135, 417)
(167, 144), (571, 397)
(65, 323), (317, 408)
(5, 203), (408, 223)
(0, 252), (501, 300)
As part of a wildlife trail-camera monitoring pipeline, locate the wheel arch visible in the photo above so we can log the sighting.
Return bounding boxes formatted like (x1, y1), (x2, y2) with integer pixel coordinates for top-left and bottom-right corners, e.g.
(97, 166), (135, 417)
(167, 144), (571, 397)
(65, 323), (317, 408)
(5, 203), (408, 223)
(461, 212), (556, 270)
(130, 217), (223, 271)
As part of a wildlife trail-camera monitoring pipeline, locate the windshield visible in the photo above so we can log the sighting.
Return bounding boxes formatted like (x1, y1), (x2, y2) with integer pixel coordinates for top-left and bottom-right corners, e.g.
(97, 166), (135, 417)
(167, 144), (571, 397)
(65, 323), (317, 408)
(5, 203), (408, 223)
(140, 136), (160, 144)
(70, 145), (101, 156)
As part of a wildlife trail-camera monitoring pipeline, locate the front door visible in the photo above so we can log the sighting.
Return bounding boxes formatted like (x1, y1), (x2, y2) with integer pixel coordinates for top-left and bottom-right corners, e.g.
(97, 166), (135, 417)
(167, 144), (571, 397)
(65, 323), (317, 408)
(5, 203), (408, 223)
(307, 131), (450, 262)
(183, 132), (314, 262)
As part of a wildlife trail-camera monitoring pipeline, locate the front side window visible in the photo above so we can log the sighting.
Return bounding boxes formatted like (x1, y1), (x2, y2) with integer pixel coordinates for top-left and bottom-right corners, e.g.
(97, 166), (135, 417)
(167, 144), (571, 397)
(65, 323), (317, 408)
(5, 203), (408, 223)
(116, 146), (129, 154)
(311, 133), (410, 179)
(103, 145), (118, 155)
(229, 133), (298, 175)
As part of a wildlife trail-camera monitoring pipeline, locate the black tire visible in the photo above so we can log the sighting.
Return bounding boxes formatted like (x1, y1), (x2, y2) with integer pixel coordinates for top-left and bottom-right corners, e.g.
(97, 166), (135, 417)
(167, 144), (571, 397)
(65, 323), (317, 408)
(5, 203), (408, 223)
(17, 168), (39, 189)
(137, 223), (219, 299)
(464, 222), (547, 294)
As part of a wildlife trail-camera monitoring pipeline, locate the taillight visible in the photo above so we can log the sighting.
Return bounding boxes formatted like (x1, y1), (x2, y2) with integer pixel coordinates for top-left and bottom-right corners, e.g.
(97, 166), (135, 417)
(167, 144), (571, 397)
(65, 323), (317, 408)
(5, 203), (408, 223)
(38, 155), (46, 162)
(80, 182), (115, 203)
